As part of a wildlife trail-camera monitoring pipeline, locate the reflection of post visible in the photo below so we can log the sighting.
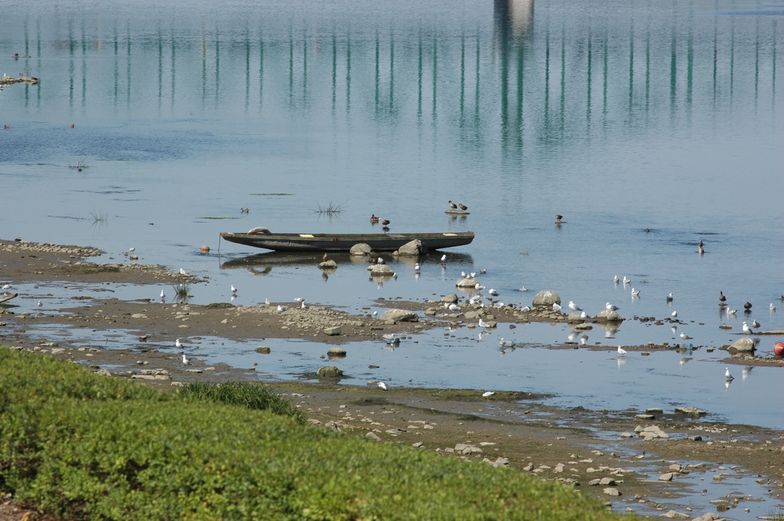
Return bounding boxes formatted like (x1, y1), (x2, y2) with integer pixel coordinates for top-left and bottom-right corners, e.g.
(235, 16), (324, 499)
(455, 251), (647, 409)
(158, 30), (163, 112)
(773, 21), (778, 105)
(460, 31), (465, 122)
(81, 22), (87, 109)
(374, 30), (380, 113)
(494, 0), (534, 40)
(330, 32), (336, 112)
(432, 36), (438, 121)
(346, 30), (352, 112)
(126, 24), (131, 107)
(69, 20), (74, 108)
(36, 18), (41, 106)
(171, 29), (176, 111)
(628, 19), (634, 114)
(389, 30), (395, 110)
(259, 30), (265, 112)
(417, 31), (422, 119)
(113, 23), (118, 106)
(214, 27), (220, 106)
(244, 30), (250, 111)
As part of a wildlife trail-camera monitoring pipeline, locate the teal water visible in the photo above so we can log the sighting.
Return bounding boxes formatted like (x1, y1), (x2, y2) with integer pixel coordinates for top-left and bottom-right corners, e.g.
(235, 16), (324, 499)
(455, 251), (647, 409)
(1, 1), (783, 435)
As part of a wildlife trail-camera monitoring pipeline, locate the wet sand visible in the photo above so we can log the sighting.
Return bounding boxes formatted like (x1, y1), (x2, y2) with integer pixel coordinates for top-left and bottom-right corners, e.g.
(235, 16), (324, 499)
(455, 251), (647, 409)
(1, 239), (783, 518)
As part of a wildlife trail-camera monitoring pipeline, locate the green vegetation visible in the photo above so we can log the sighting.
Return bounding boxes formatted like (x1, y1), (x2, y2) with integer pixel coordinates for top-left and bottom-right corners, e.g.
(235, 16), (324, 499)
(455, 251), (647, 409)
(0, 347), (636, 520)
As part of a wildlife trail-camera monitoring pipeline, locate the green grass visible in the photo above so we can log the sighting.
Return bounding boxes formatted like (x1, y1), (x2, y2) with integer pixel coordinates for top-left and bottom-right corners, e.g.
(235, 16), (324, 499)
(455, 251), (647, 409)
(0, 347), (637, 520)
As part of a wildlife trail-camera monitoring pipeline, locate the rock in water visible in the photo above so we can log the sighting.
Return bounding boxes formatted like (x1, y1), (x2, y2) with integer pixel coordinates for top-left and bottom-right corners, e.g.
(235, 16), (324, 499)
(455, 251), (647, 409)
(316, 366), (344, 378)
(532, 290), (561, 307)
(323, 326), (342, 336)
(380, 309), (419, 324)
(368, 264), (395, 276)
(594, 309), (624, 323)
(327, 346), (347, 358)
(318, 259), (338, 269)
(395, 239), (423, 256)
(726, 337), (756, 353)
(350, 243), (372, 256)
(456, 277), (479, 288)
(441, 294), (459, 304)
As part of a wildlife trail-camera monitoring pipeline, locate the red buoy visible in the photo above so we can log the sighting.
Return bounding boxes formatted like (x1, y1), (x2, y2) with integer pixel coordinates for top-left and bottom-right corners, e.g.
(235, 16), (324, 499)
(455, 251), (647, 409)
(774, 342), (784, 357)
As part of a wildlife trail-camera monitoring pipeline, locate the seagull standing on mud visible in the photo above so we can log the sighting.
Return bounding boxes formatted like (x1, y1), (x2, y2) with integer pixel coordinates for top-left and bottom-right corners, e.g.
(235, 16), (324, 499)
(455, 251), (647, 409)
(181, 353), (190, 366)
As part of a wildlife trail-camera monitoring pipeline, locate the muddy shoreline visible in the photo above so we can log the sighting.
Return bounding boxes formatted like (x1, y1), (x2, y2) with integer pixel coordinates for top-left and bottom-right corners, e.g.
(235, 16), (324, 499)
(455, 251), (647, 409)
(1, 239), (783, 519)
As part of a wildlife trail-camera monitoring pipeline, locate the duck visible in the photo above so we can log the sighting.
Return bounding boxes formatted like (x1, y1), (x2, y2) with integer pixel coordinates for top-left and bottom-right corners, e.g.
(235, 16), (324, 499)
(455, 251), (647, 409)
(697, 240), (705, 255)
(458, 202), (468, 211)
(744, 301), (753, 312)
(554, 214), (564, 224)
(719, 291), (727, 305)
(447, 200), (458, 210)
(381, 218), (390, 226)
(666, 292), (674, 303)
(370, 214), (380, 224)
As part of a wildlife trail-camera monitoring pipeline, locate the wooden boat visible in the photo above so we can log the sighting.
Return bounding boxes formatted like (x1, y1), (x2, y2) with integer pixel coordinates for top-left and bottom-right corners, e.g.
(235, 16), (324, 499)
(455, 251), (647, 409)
(220, 230), (474, 252)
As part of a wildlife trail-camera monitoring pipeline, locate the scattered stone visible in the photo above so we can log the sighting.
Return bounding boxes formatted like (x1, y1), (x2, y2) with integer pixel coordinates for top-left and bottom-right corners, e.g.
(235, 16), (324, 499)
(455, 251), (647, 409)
(380, 309), (419, 324)
(130, 313), (148, 319)
(532, 290), (561, 307)
(350, 243), (372, 256)
(318, 259), (338, 269)
(412, 442), (424, 448)
(323, 326), (342, 336)
(603, 487), (621, 497)
(599, 477), (617, 486)
(395, 239), (423, 256)
(719, 323), (733, 330)
(636, 414), (656, 420)
(523, 462), (534, 472)
(365, 432), (381, 441)
(554, 463), (565, 473)
(645, 408), (664, 414)
(454, 443), (483, 455)
(574, 323), (593, 331)
(327, 346), (347, 358)
(661, 511), (689, 519)
(690, 513), (720, 521)
(639, 425), (669, 440)
(316, 366), (344, 378)
(726, 337), (756, 353)
(255, 345), (271, 354)
(689, 435), (703, 442)
(659, 472), (676, 482)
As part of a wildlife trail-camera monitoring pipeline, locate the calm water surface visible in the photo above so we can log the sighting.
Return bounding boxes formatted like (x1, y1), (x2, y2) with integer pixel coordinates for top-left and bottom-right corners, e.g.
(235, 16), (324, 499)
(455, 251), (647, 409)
(1, 1), (783, 435)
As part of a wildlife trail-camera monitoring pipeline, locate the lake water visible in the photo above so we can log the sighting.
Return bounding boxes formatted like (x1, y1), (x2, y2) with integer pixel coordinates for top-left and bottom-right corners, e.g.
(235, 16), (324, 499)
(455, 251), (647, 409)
(1, 0), (783, 430)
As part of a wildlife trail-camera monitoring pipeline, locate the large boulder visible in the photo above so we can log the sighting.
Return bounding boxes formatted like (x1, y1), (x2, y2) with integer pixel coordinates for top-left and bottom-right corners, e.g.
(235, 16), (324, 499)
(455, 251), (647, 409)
(381, 309), (419, 324)
(350, 243), (372, 256)
(726, 337), (756, 353)
(594, 309), (624, 323)
(532, 290), (561, 307)
(318, 259), (338, 269)
(395, 239), (423, 256)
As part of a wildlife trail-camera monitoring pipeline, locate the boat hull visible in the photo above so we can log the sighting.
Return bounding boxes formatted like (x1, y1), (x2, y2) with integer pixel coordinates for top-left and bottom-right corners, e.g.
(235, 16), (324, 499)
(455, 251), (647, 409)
(219, 231), (474, 252)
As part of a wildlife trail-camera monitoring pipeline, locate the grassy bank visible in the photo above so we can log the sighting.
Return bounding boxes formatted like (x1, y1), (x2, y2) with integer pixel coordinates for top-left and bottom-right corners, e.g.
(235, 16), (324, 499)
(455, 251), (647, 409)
(0, 347), (636, 520)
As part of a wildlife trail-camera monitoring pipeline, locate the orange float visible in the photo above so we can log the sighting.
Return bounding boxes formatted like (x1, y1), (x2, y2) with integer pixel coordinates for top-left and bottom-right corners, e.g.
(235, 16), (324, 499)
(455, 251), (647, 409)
(774, 342), (784, 357)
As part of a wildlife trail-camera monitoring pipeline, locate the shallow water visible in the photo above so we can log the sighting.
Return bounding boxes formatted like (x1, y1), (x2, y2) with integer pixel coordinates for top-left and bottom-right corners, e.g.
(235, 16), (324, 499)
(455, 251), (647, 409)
(1, 0), (783, 430)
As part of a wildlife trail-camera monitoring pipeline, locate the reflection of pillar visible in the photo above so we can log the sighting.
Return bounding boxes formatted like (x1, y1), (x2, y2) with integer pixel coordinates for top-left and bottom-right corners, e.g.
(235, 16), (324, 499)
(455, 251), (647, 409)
(244, 31), (250, 110)
(259, 31), (264, 111)
(158, 30), (163, 111)
(754, 17), (760, 107)
(214, 27), (220, 105)
(417, 31), (422, 119)
(69, 20), (74, 108)
(460, 32), (465, 121)
(36, 18), (41, 106)
(389, 31), (395, 109)
(81, 22), (87, 109)
(346, 31), (352, 112)
(171, 30), (176, 110)
(773, 21), (778, 103)
(586, 22), (592, 124)
(302, 29), (308, 103)
(712, 4), (718, 105)
(494, 0), (534, 40)
(432, 36), (438, 121)
(113, 23), (118, 106)
(126, 24), (131, 106)
(330, 33), (336, 111)
(374, 31), (380, 113)
(628, 20), (634, 113)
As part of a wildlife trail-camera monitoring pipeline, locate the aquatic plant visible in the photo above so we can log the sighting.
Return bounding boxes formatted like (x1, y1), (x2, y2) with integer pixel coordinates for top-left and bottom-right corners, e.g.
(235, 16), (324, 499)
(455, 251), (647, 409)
(314, 201), (344, 215)
(172, 283), (191, 302)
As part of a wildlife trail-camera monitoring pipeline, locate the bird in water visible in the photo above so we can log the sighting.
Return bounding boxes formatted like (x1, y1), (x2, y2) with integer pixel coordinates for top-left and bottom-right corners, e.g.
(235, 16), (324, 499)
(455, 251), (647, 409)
(631, 288), (640, 298)
(671, 310), (678, 318)
(724, 367), (734, 382)
(744, 301), (753, 312)
(381, 218), (390, 226)
(554, 214), (564, 224)
(680, 332), (692, 340)
(231, 284), (238, 296)
(370, 214), (380, 224)
(175, 338), (183, 349)
(751, 319), (761, 329)
(697, 240), (705, 255)
(727, 308), (737, 316)
(414, 263), (421, 273)
(159, 289), (166, 302)
(440, 254), (447, 263)
(447, 200), (458, 210)
(666, 292), (674, 303)
(613, 275), (620, 284)
(488, 288), (499, 297)
(622, 276), (631, 285)
(617, 345), (627, 356)
(770, 303), (777, 312)
(742, 321), (753, 334)
(518, 284), (528, 292)
(181, 353), (190, 366)
(458, 202), (468, 211)
(719, 291), (727, 306)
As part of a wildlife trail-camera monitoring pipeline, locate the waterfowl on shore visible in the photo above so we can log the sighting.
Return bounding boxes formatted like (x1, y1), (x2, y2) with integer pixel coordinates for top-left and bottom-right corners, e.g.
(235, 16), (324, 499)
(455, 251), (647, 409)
(568, 300), (582, 312)
(377, 381), (388, 391)
(181, 353), (190, 365)
(552, 303), (562, 312)
(482, 391), (495, 398)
